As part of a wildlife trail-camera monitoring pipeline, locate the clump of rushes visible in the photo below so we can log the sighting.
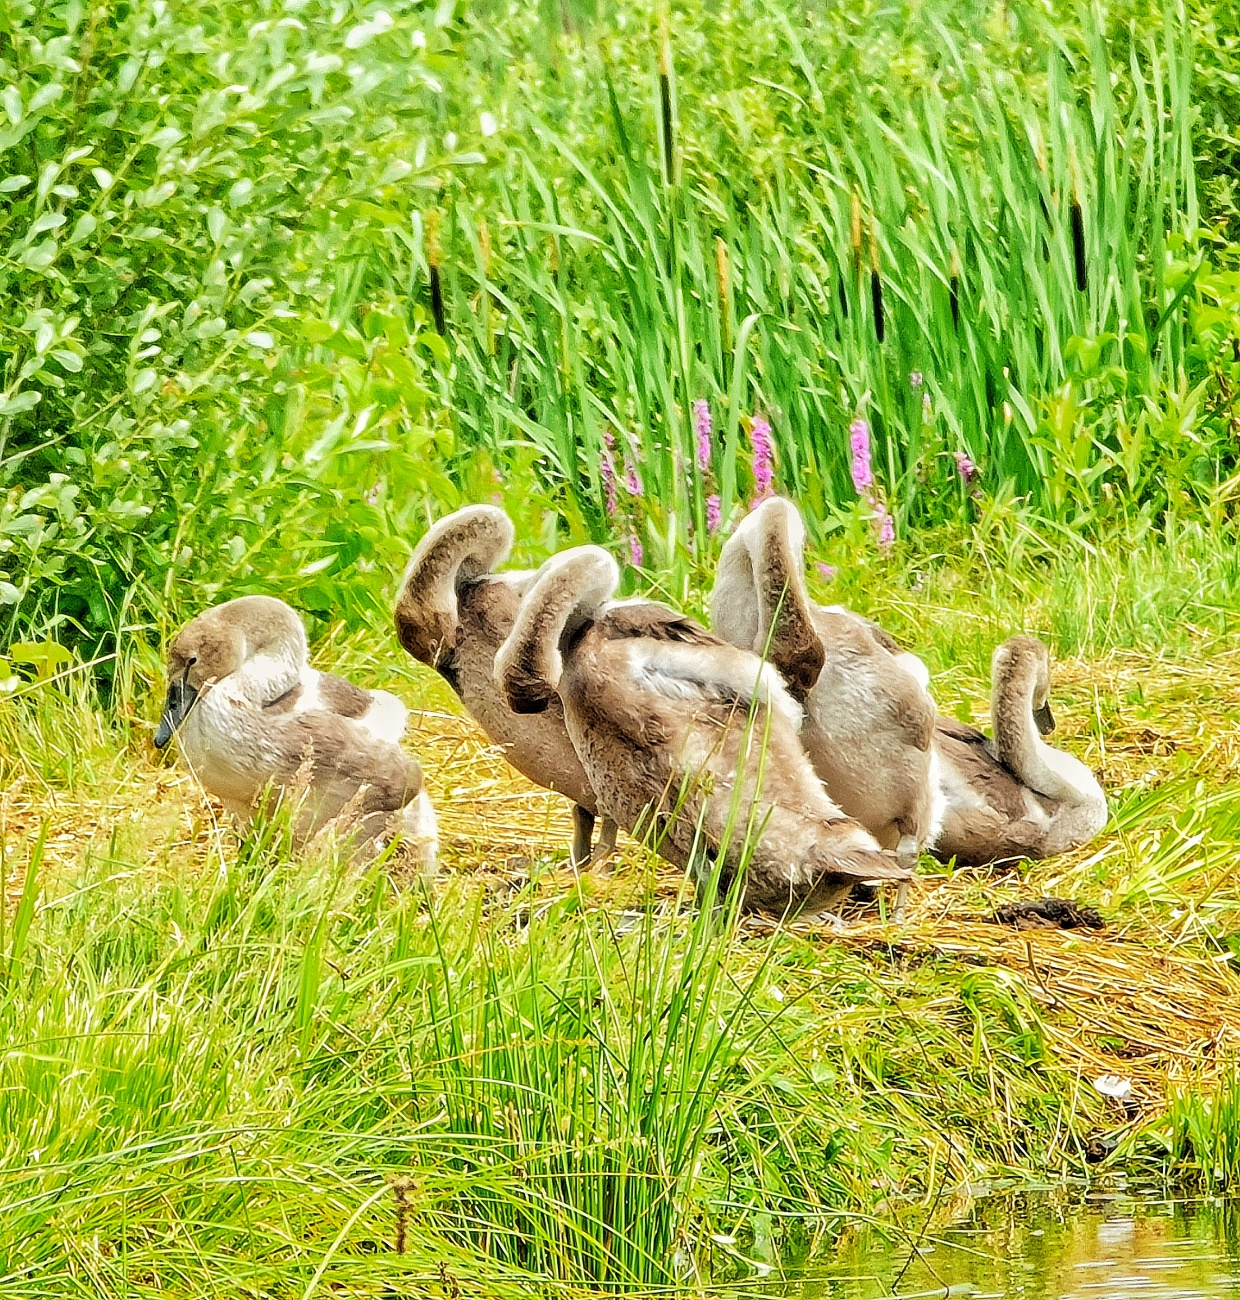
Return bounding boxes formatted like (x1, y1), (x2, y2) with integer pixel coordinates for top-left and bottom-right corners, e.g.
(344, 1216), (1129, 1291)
(657, 12), (675, 186)
(1069, 142), (1087, 293)
(870, 231), (884, 344)
(426, 208), (446, 336)
(715, 237), (731, 354)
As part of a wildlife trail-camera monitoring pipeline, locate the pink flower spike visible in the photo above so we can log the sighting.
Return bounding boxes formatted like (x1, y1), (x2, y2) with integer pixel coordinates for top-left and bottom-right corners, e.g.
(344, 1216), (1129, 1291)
(365, 484), (380, 507)
(909, 370), (923, 389)
(624, 458), (643, 496)
(750, 413), (774, 501)
(815, 562), (837, 581)
(706, 493), (722, 534)
(872, 503), (895, 552)
(693, 399), (712, 472)
(849, 417), (873, 494)
(628, 533), (644, 567)
(600, 448), (619, 515)
(953, 450), (977, 483)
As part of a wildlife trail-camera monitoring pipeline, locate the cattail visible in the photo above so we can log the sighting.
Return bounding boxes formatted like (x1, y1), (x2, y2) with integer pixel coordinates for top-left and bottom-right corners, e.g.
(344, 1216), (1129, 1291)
(388, 1176), (413, 1254)
(426, 209), (446, 336)
(1069, 142), (1086, 292)
(657, 12), (675, 186)
(837, 267), (849, 319)
(715, 237), (731, 354)
(869, 232), (884, 344)
(949, 245), (960, 331)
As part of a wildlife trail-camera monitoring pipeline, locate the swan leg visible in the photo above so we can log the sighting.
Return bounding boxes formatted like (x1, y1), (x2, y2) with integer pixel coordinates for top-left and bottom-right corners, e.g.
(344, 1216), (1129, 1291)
(588, 816), (619, 870)
(893, 833), (919, 924)
(571, 804), (596, 868)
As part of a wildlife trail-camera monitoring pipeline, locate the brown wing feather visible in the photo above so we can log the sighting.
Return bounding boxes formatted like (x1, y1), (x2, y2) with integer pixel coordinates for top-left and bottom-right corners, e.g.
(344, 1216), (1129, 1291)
(601, 602), (724, 647)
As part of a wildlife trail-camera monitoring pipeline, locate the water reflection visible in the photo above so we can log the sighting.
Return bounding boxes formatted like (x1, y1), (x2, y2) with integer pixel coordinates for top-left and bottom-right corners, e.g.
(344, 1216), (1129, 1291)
(797, 1193), (1240, 1299)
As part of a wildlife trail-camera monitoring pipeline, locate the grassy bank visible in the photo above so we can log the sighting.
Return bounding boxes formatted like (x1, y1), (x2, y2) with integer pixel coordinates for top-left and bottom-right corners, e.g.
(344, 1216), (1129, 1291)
(3, 531), (1240, 1296)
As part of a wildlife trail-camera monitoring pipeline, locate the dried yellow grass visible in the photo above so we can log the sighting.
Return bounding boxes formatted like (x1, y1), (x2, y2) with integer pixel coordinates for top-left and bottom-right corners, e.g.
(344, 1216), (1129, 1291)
(3, 645), (1240, 1118)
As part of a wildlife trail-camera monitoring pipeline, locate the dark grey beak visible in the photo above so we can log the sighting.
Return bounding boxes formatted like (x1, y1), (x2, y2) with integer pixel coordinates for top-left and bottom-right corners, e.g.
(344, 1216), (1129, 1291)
(1033, 701), (1055, 736)
(154, 677), (198, 749)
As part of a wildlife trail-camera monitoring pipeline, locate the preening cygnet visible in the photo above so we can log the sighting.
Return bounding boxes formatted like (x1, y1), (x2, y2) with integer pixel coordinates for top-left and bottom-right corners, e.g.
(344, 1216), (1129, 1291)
(711, 496), (941, 868)
(931, 636), (1108, 865)
(155, 596), (437, 872)
(494, 545), (910, 918)
(394, 505), (617, 867)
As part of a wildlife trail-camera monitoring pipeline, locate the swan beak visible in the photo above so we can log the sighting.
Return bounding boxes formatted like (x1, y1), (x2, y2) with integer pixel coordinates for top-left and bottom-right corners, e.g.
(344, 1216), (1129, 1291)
(154, 678), (198, 748)
(1033, 701), (1055, 736)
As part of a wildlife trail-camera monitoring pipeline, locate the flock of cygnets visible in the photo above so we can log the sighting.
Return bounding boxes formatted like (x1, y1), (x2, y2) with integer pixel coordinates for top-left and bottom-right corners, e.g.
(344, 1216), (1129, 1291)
(154, 497), (1109, 920)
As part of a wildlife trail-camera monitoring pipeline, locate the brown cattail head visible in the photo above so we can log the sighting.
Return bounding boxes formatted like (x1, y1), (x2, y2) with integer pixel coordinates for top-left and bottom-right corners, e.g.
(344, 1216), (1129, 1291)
(850, 192), (863, 274)
(949, 244), (961, 331)
(869, 232), (884, 344)
(715, 236), (731, 355)
(1068, 141), (1086, 292)
(658, 14), (675, 186)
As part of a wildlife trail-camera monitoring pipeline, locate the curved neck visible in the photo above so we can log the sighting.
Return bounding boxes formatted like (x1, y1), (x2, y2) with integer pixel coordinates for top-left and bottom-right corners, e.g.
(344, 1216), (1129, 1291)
(228, 639), (304, 707)
(992, 670), (1102, 806)
(497, 550), (617, 712)
(396, 509), (514, 658)
(711, 534), (761, 651)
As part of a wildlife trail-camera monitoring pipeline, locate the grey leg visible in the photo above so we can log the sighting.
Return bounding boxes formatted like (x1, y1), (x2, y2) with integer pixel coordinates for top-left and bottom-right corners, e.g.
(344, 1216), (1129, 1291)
(894, 834), (919, 924)
(571, 804), (596, 868)
(588, 816), (619, 869)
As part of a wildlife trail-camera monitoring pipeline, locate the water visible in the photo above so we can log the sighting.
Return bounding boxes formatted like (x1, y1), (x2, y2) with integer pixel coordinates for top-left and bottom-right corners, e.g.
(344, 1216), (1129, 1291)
(795, 1192), (1240, 1298)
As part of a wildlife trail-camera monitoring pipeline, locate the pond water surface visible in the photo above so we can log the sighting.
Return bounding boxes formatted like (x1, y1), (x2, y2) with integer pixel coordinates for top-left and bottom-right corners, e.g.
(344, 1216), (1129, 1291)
(797, 1192), (1240, 1299)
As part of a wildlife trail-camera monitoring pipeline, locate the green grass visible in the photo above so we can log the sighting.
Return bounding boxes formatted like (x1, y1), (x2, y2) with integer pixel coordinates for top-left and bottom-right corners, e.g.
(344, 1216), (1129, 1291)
(3, 0), (1240, 654)
(4, 531), (1240, 1295)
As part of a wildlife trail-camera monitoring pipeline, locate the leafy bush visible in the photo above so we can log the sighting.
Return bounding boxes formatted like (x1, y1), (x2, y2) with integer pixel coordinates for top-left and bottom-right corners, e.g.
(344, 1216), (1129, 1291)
(3, 0), (1240, 657)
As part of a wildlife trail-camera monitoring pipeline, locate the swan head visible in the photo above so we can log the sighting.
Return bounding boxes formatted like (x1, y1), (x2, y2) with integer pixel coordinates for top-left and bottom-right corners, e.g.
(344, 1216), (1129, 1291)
(395, 505), (514, 668)
(155, 596), (307, 748)
(993, 635), (1054, 736)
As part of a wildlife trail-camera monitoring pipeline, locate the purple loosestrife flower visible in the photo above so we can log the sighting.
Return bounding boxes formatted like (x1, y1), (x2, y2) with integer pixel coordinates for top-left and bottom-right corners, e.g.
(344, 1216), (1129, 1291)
(628, 533), (644, 567)
(624, 458), (643, 496)
(953, 450), (977, 483)
(600, 449), (619, 515)
(750, 413), (774, 501)
(872, 504), (895, 552)
(816, 562), (837, 581)
(365, 484), (380, 507)
(693, 399), (712, 472)
(909, 370), (923, 389)
(706, 493), (722, 534)
(849, 417), (873, 494)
